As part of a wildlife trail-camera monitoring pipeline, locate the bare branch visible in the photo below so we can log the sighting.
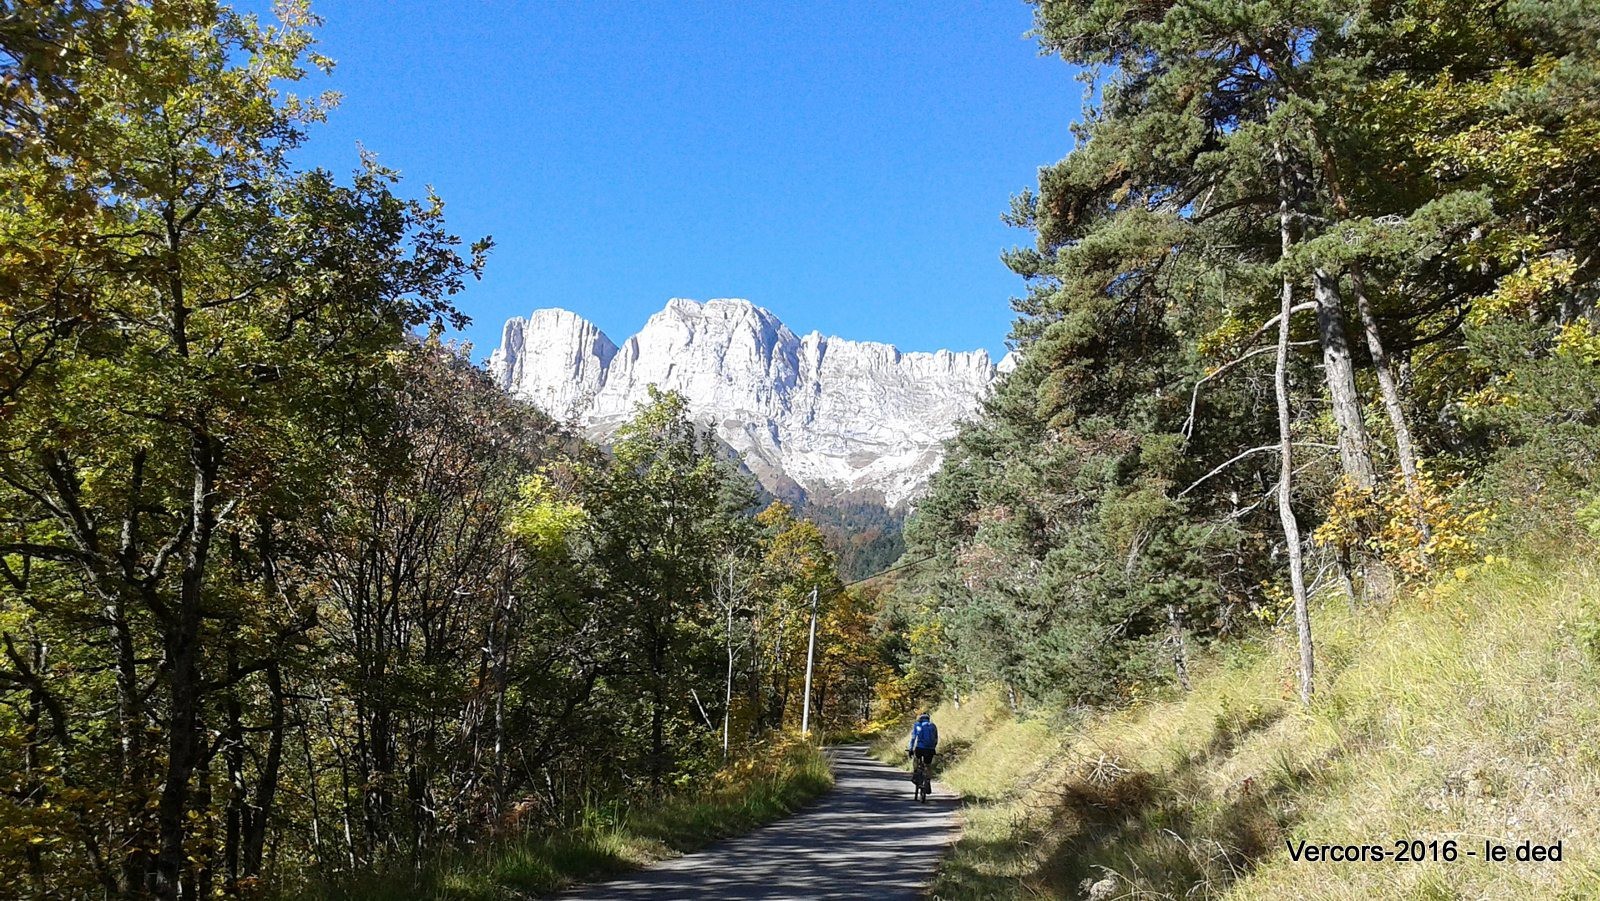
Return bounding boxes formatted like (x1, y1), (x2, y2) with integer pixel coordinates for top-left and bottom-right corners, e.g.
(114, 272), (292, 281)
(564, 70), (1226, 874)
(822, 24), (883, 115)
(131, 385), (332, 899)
(0, 543), (96, 565)
(1177, 442), (1339, 498)
(1184, 310), (1318, 444)
(0, 632), (73, 746)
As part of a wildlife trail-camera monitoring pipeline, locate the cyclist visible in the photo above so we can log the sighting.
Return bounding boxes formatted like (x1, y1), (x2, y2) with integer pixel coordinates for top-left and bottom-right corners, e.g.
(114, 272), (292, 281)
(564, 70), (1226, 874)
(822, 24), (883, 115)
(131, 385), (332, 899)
(906, 711), (939, 787)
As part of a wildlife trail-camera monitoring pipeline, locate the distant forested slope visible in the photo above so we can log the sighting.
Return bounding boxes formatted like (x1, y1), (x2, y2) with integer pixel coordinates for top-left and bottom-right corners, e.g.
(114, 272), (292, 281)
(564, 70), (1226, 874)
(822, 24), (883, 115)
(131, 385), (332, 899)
(802, 493), (907, 582)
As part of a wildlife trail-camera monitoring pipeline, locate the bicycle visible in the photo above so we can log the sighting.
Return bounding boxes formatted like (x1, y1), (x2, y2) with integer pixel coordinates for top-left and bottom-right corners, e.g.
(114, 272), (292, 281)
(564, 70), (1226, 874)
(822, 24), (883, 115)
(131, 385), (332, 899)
(910, 752), (931, 803)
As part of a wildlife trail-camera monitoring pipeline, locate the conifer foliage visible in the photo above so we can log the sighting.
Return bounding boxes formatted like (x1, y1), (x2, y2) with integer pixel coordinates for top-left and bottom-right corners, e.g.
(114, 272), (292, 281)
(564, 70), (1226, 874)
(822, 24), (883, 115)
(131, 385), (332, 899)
(905, 0), (1600, 708)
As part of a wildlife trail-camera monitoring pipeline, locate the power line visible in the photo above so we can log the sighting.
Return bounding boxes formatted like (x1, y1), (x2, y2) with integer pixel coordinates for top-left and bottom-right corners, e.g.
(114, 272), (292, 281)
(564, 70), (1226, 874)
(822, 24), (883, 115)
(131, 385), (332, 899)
(841, 553), (938, 589)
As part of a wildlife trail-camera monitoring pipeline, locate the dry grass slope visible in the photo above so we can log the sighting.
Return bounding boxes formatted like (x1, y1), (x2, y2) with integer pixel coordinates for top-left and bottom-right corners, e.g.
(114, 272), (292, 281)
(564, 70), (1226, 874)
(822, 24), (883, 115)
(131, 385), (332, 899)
(899, 551), (1600, 900)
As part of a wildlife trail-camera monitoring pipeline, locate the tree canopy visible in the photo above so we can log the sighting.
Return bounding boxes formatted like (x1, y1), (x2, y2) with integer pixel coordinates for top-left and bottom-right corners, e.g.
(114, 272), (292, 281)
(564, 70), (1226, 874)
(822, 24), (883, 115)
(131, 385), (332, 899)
(901, 0), (1600, 709)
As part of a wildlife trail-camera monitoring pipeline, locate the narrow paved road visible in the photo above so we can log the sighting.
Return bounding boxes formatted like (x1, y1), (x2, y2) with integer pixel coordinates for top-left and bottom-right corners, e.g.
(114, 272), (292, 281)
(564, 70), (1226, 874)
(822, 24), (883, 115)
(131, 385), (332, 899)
(562, 744), (959, 900)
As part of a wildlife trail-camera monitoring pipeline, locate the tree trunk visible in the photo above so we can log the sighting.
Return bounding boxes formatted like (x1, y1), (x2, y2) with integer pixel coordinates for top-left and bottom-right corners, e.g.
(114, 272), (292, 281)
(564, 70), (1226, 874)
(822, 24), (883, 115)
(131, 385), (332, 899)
(745, 619), (763, 739)
(769, 626), (787, 730)
(1281, 291), (1316, 705)
(243, 662), (285, 876)
(649, 622), (666, 792)
(1167, 605), (1191, 691)
(224, 660), (245, 890)
(154, 433), (222, 898)
(22, 639), (46, 891)
(1312, 269), (1376, 491)
(1348, 265), (1432, 554)
(298, 698), (325, 867)
(650, 678), (666, 791)
(1277, 149), (1316, 705)
(1310, 128), (1429, 550)
(112, 591), (152, 892)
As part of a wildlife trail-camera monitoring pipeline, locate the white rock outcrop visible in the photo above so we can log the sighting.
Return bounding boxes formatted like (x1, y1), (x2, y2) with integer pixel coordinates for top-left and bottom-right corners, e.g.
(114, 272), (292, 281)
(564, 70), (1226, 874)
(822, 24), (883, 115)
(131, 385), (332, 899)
(486, 309), (618, 421)
(488, 298), (1002, 508)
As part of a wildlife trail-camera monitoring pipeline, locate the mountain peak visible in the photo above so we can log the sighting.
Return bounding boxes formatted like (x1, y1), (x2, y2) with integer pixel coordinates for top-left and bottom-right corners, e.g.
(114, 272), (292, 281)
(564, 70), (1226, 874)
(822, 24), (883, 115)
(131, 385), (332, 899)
(487, 307), (617, 421)
(489, 298), (999, 507)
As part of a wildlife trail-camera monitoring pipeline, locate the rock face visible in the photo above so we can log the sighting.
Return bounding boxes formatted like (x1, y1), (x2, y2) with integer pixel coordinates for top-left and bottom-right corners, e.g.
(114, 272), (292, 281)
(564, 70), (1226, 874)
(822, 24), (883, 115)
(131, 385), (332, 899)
(488, 298), (1002, 509)
(487, 309), (618, 420)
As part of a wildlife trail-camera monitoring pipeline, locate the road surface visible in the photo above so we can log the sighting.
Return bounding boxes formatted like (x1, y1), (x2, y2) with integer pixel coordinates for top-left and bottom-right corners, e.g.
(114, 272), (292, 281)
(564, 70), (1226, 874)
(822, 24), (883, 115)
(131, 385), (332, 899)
(561, 744), (959, 900)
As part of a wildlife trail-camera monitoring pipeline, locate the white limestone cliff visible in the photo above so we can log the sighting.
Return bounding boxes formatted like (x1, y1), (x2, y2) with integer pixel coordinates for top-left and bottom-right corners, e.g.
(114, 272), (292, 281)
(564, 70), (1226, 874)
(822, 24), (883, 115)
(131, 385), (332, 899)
(488, 298), (1002, 508)
(487, 309), (619, 421)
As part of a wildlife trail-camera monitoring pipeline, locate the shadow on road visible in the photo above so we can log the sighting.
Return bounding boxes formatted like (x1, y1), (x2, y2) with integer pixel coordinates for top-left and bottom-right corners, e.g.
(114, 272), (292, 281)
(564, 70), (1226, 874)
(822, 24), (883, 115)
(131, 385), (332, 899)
(561, 744), (959, 900)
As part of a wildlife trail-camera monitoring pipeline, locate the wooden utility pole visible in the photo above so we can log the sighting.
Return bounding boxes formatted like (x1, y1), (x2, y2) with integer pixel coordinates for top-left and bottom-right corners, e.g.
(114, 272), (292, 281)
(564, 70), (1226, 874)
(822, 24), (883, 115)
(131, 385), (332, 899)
(800, 585), (819, 735)
(722, 559), (735, 758)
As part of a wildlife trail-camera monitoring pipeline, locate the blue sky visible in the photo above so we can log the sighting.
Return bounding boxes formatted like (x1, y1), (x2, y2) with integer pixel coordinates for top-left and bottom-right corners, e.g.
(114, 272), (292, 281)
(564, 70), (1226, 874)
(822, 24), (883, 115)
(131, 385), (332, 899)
(282, 1), (1083, 359)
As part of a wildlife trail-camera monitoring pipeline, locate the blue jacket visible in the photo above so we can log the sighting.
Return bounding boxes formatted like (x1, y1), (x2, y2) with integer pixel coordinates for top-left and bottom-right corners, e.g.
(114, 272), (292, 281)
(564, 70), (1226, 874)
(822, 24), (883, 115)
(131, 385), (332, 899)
(907, 718), (939, 752)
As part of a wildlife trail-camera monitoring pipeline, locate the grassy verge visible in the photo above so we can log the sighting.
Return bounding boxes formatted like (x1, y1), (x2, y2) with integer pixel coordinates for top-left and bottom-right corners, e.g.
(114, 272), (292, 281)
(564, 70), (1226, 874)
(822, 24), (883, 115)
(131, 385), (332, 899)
(301, 736), (833, 900)
(904, 549), (1600, 899)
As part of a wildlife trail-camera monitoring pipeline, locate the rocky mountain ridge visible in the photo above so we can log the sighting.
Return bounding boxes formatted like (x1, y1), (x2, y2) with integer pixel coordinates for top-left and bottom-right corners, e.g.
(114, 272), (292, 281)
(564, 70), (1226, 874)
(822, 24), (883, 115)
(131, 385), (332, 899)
(487, 298), (1011, 508)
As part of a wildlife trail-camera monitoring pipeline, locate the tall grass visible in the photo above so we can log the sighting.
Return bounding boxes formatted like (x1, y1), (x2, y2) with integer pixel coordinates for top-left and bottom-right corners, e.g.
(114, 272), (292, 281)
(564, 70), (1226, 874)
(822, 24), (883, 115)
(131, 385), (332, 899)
(290, 737), (833, 900)
(910, 549), (1600, 899)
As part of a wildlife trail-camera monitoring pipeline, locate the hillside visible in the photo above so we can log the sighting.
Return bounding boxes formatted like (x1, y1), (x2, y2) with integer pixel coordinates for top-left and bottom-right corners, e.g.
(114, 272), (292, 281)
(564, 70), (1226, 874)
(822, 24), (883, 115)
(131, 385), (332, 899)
(884, 548), (1600, 899)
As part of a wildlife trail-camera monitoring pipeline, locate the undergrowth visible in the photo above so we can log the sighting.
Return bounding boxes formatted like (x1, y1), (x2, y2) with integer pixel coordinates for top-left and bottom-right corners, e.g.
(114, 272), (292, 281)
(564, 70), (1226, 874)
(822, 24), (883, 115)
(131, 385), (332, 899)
(898, 548), (1600, 900)
(291, 736), (833, 900)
